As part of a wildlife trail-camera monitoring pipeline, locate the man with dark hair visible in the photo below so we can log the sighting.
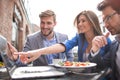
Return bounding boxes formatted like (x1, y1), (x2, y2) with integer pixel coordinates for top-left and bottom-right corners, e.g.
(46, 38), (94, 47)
(104, 0), (120, 13)
(89, 1), (120, 80)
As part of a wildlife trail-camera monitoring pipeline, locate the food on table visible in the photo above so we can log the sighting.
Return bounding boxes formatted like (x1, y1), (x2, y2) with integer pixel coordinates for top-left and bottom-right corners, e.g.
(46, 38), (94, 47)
(58, 61), (90, 67)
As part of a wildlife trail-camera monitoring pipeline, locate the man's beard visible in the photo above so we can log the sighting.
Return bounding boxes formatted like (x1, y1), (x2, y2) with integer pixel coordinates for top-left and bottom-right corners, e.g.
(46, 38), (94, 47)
(42, 29), (53, 37)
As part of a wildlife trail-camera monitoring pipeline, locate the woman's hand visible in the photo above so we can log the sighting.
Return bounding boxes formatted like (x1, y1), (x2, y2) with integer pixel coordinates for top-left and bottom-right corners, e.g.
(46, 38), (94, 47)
(7, 42), (42, 64)
(15, 49), (41, 63)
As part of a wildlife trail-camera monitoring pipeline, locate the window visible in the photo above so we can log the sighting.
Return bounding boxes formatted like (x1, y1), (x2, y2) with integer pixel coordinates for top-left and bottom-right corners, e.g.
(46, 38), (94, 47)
(12, 21), (18, 49)
(12, 4), (22, 50)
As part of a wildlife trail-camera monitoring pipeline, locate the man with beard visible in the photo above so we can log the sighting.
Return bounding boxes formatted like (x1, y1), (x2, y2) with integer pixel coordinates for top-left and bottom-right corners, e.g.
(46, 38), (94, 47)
(89, 1), (120, 80)
(9, 10), (73, 66)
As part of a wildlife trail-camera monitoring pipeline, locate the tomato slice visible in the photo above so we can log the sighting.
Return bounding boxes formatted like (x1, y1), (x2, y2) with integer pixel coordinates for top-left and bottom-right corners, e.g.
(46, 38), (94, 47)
(64, 61), (73, 66)
(63, 61), (89, 67)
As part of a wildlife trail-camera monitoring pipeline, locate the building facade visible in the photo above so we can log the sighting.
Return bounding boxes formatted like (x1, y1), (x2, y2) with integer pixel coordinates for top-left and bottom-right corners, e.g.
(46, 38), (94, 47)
(0, 0), (31, 51)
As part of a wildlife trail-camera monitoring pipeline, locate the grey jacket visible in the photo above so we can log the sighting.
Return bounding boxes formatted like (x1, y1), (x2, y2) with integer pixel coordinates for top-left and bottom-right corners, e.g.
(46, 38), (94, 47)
(23, 31), (74, 66)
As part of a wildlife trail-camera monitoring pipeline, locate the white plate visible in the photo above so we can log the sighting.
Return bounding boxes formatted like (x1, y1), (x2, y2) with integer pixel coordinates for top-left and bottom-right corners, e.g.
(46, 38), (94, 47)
(54, 62), (97, 69)
(12, 66), (65, 79)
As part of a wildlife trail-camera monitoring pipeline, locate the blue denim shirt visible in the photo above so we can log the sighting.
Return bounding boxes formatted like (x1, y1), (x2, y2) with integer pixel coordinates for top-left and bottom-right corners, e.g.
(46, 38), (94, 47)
(43, 35), (66, 64)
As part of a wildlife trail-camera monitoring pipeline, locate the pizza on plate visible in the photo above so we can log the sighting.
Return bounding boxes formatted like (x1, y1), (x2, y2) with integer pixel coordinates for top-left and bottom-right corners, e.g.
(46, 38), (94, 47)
(59, 61), (90, 67)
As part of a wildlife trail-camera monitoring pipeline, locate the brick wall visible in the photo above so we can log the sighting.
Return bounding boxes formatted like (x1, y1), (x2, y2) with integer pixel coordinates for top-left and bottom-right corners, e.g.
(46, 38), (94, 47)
(0, 0), (14, 41)
(0, 0), (31, 51)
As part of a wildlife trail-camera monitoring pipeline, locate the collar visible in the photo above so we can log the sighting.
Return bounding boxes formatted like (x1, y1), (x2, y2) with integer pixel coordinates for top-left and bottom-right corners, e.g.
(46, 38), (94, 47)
(115, 34), (120, 43)
(41, 32), (56, 41)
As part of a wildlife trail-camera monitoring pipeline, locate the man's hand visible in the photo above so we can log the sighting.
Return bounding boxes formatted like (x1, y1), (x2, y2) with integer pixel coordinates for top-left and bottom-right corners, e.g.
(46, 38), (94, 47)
(14, 49), (41, 64)
(7, 42), (18, 60)
(91, 32), (110, 53)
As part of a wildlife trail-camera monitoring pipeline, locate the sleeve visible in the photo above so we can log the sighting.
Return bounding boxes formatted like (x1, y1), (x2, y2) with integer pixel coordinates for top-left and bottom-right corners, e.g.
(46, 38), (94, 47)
(23, 36), (32, 52)
(90, 49), (100, 57)
(61, 34), (78, 52)
(15, 57), (27, 67)
(60, 34), (79, 61)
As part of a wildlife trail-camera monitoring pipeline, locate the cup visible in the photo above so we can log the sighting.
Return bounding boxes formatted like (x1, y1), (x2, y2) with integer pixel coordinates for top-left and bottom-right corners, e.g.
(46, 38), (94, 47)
(52, 59), (63, 64)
